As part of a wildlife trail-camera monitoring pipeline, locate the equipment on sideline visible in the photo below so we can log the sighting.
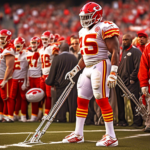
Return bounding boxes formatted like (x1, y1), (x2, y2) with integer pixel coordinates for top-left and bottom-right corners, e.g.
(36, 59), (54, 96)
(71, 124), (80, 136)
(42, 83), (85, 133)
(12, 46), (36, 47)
(19, 77), (75, 145)
(117, 75), (148, 120)
(26, 88), (45, 103)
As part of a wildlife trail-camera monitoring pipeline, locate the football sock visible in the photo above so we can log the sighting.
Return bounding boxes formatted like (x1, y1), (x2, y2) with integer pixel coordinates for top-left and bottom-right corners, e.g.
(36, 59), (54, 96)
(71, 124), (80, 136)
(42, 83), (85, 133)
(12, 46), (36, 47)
(44, 97), (51, 115)
(75, 97), (89, 136)
(0, 98), (3, 115)
(96, 97), (115, 138)
(32, 102), (39, 116)
(21, 98), (27, 115)
(105, 121), (116, 138)
(7, 98), (15, 118)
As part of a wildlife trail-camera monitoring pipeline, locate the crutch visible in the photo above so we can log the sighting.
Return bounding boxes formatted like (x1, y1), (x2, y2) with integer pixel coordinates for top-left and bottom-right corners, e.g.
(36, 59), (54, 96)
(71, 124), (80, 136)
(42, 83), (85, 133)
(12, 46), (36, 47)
(117, 75), (148, 120)
(19, 77), (75, 145)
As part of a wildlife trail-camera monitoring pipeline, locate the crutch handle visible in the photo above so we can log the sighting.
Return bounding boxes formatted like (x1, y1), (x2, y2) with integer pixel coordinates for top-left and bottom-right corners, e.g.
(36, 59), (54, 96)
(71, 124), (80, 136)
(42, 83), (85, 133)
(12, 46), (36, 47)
(69, 76), (75, 84)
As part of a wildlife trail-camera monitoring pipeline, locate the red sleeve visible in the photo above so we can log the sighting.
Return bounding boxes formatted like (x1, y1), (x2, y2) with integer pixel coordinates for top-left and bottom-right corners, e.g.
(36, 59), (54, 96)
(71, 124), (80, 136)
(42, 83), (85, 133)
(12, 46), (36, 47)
(138, 45), (149, 87)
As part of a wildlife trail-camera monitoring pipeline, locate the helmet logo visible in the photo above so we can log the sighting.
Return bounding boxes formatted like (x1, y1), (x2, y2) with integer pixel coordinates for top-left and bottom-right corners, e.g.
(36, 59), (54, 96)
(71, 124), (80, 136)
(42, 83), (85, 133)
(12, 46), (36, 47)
(93, 6), (102, 12)
(7, 31), (11, 35)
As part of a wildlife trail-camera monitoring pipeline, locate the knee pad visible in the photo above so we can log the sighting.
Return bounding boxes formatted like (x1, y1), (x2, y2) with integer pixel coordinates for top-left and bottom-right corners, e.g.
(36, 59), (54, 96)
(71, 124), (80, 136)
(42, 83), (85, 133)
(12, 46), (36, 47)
(91, 70), (101, 99)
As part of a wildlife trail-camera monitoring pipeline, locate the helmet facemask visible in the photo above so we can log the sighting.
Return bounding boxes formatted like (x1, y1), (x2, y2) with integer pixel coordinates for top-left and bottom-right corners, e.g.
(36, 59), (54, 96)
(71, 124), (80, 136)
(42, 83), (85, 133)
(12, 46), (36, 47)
(15, 43), (23, 53)
(0, 36), (7, 48)
(79, 6), (102, 28)
(31, 41), (39, 52)
(41, 37), (49, 48)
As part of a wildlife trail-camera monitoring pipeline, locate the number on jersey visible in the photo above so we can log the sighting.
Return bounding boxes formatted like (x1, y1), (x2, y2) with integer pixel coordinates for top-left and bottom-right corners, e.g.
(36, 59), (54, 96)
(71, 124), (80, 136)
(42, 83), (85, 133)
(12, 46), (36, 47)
(79, 33), (98, 55)
(14, 61), (21, 70)
(41, 54), (51, 68)
(27, 56), (38, 68)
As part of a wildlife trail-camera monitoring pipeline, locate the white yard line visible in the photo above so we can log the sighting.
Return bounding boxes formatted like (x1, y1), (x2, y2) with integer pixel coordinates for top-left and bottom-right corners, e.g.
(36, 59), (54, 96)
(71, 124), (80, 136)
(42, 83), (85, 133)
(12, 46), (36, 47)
(0, 129), (143, 135)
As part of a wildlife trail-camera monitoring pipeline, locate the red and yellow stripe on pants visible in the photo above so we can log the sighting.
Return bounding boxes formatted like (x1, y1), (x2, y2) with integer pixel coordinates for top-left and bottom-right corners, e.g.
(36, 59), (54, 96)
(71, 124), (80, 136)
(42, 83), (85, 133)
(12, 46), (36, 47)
(102, 112), (113, 122)
(76, 97), (89, 118)
(76, 108), (88, 118)
(102, 60), (107, 98)
(96, 97), (113, 122)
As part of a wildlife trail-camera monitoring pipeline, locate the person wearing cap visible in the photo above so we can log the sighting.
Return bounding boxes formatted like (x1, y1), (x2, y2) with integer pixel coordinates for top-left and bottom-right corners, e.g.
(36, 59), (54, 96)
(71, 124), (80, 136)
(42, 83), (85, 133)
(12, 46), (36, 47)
(137, 31), (148, 53)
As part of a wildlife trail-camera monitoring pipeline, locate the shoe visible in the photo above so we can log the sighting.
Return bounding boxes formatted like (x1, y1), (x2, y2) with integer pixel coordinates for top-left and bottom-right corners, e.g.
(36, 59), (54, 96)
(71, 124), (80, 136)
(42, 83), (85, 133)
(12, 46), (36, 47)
(116, 122), (128, 127)
(2, 116), (14, 123)
(62, 132), (84, 143)
(14, 115), (20, 121)
(144, 126), (150, 132)
(96, 134), (118, 147)
(19, 115), (27, 122)
(130, 123), (142, 128)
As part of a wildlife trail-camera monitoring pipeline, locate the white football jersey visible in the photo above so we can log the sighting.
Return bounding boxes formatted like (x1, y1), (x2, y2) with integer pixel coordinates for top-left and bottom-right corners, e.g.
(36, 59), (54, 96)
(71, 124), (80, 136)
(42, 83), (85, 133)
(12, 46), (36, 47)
(79, 21), (119, 66)
(13, 50), (28, 79)
(39, 45), (54, 75)
(26, 51), (42, 77)
(0, 46), (15, 79)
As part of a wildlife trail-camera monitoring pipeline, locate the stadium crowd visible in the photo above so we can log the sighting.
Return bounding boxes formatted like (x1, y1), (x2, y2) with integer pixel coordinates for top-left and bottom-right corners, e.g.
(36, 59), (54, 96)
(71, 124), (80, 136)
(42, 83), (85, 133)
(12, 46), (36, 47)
(0, 0), (150, 135)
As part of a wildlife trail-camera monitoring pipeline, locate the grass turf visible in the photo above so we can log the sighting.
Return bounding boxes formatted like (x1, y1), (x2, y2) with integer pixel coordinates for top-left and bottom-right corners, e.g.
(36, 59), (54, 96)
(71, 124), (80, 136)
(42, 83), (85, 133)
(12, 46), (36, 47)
(0, 122), (150, 150)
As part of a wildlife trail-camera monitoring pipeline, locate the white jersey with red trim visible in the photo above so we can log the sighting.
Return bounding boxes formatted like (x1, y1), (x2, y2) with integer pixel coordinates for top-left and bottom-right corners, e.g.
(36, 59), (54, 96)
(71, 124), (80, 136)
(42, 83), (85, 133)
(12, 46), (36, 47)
(0, 46), (15, 79)
(26, 50), (42, 77)
(39, 45), (55, 75)
(13, 50), (28, 79)
(79, 21), (119, 66)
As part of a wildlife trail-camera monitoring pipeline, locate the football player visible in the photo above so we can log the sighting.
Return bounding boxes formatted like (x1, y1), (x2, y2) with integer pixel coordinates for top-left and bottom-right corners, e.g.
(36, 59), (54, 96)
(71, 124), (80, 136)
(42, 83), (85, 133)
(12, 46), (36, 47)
(0, 29), (15, 122)
(39, 31), (59, 116)
(62, 2), (120, 147)
(9, 37), (28, 122)
(26, 36), (42, 121)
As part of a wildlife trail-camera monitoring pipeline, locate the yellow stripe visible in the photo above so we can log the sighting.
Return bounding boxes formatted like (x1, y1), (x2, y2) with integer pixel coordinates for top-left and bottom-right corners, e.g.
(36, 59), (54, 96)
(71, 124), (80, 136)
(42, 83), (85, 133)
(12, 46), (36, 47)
(76, 111), (88, 115)
(103, 115), (113, 119)
(102, 60), (106, 98)
(32, 114), (37, 116)
(104, 119), (113, 122)
(7, 82), (9, 98)
(77, 108), (88, 112)
(105, 29), (119, 35)
(76, 114), (87, 118)
(104, 33), (119, 39)
(102, 112), (113, 116)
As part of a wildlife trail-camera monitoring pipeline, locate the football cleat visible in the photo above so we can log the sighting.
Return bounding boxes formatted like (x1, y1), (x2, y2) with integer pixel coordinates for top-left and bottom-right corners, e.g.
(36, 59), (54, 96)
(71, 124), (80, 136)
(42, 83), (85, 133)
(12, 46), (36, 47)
(96, 134), (118, 147)
(62, 132), (84, 143)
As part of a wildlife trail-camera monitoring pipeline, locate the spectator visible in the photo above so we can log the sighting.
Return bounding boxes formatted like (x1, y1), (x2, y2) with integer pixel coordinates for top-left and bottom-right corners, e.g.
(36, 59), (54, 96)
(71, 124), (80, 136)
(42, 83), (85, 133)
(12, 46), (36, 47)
(137, 31), (148, 52)
(46, 42), (78, 122)
(70, 37), (81, 60)
(116, 34), (143, 127)
(138, 41), (150, 132)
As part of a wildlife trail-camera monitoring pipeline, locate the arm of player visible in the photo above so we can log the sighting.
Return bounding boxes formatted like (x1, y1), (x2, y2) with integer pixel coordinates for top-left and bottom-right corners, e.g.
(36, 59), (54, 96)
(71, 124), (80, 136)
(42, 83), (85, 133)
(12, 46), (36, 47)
(65, 57), (85, 80)
(105, 36), (120, 88)
(0, 55), (15, 88)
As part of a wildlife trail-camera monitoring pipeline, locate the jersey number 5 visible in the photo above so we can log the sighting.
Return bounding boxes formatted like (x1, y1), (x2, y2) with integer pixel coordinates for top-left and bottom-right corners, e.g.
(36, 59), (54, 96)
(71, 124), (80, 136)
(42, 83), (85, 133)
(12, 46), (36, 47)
(79, 33), (98, 55)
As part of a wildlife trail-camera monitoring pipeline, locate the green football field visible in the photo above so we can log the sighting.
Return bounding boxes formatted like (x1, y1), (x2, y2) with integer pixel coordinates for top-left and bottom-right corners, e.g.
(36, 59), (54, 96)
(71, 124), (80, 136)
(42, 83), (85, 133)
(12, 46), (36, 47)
(0, 122), (150, 150)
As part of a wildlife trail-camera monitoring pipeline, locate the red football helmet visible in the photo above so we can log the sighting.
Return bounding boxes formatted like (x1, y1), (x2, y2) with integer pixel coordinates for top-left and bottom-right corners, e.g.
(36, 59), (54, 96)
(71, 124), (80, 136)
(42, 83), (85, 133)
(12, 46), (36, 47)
(26, 88), (45, 102)
(41, 31), (51, 47)
(0, 29), (12, 47)
(79, 2), (103, 28)
(30, 36), (41, 51)
(54, 34), (60, 42)
(50, 34), (55, 44)
(14, 37), (25, 52)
